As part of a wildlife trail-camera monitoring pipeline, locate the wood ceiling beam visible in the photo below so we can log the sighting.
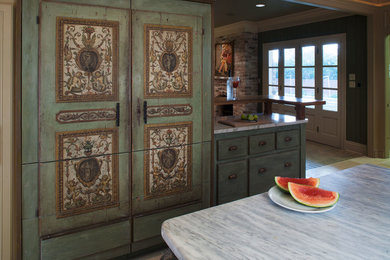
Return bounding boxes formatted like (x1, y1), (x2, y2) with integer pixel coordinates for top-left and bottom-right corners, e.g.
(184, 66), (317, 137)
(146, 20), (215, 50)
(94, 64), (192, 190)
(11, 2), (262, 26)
(284, 0), (378, 15)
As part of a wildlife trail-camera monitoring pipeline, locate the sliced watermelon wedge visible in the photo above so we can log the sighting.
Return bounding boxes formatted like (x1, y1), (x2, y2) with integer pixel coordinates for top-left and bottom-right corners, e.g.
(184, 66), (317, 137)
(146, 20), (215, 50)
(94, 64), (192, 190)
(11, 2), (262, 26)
(288, 182), (339, 208)
(275, 176), (320, 192)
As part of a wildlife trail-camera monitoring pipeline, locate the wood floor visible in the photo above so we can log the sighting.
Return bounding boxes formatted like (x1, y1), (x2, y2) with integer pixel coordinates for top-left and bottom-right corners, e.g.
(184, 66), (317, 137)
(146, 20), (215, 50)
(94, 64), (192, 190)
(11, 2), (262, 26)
(306, 141), (390, 178)
(127, 141), (390, 260)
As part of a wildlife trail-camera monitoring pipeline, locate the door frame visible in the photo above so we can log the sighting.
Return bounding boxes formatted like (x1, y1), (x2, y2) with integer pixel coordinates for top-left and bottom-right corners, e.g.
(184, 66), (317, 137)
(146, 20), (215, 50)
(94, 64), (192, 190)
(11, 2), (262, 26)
(0, 3), (16, 259)
(262, 33), (346, 148)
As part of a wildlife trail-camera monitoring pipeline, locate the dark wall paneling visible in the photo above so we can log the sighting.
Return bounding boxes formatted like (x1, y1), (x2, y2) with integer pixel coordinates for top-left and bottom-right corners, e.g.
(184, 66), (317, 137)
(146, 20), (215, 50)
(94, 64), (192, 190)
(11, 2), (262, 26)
(258, 15), (367, 144)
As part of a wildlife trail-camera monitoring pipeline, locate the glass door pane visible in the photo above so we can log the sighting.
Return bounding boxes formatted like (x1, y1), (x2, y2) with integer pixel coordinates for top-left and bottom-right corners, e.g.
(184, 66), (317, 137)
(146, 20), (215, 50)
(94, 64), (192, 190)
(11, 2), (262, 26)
(302, 46), (315, 108)
(268, 49), (279, 95)
(284, 48), (295, 97)
(322, 43), (338, 111)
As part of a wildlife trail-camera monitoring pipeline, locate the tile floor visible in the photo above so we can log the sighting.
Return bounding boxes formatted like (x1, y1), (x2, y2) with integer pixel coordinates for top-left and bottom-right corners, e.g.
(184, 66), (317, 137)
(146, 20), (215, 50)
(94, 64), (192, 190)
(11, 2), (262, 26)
(127, 141), (390, 260)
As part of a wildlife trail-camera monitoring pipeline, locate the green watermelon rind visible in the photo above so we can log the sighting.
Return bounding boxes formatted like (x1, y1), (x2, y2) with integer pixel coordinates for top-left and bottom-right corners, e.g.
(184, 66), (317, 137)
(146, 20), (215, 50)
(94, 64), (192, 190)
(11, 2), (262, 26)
(274, 176), (320, 193)
(288, 182), (340, 208)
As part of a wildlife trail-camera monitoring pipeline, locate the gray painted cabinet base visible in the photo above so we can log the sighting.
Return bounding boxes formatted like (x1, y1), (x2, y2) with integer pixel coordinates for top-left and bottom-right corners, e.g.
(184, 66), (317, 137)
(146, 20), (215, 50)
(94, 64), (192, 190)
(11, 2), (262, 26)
(214, 123), (306, 205)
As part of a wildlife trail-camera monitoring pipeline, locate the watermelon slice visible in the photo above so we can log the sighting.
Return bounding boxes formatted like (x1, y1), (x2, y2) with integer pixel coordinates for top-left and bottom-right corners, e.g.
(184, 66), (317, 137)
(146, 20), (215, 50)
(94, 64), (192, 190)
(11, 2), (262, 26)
(275, 176), (320, 192)
(288, 182), (339, 208)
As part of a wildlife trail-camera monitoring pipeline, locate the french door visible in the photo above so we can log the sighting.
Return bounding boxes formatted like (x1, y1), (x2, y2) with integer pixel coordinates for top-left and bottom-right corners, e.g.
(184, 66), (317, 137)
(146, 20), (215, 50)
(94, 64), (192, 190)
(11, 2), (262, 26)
(263, 34), (346, 148)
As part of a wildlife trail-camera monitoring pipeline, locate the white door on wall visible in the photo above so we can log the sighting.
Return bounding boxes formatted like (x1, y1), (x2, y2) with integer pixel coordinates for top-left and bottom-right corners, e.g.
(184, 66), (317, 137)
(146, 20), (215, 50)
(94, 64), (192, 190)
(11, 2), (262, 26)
(263, 34), (346, 148)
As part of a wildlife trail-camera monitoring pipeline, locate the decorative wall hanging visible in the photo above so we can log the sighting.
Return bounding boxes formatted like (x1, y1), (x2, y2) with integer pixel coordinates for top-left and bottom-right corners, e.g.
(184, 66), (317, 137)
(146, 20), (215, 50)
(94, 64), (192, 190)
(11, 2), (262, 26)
(215, 42), (234, 78)
(146, 104), (192, 118)
(56, 17), (119, 102)
(56, 128), (119, 218)
(144, 24), (192, 98)
(144, 122), (192, 199)
(56, 108), (117, 123)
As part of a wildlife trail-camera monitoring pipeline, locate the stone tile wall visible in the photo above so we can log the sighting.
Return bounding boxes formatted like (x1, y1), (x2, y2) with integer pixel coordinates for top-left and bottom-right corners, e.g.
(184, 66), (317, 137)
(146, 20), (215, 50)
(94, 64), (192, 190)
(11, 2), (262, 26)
(214, 32), (259, 116)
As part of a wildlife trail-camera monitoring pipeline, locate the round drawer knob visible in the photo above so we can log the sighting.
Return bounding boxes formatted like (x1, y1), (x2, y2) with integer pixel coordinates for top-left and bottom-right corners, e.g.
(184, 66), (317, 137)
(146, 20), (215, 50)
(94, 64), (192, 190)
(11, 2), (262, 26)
(228, 174), (238, 180)
(284, 162), (292, 167)
(228, 146), (238, 151)
(258, 141), (267, 146)
(284, 136), (292, 142)
(258, 168), (266, 174)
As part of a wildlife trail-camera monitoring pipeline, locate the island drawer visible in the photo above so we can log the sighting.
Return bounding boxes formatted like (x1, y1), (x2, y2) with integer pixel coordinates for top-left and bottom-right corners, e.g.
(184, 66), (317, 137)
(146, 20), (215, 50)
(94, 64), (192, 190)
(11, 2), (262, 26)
(249, 150), (299, 195)
(217, 160), (248, 204)
(249, 133), (275, 155)
(217, 137), (248, 160)
(276, 129), (299, 150)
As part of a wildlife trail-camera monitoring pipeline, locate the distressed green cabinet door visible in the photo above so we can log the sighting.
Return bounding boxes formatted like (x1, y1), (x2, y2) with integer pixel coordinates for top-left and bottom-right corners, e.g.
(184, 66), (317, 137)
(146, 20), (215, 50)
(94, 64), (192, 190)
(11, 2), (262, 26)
(131, 10), (203, 214)
(38, 1), (130, 235)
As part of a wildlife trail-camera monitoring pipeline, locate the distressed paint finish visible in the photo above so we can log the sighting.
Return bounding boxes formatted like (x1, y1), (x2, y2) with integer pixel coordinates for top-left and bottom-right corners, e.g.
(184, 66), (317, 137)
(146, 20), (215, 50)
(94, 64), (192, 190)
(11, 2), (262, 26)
(38, 2), (130, 236)
(162, 164), (390, 259)
(52, 0), (130, 9)
(146, 104), (192, 118)
(21, 0), (212, 258)
(56, 17), (119, 102)
(144, 24), (193, 98)
(131, 10), (203, 151)
(21, 0), (39, 164)
(41, 220), (131, 260)
(22, 218), (39, 260)
(130, 0), (211, 249)
(132, 143), (202, 215)
(144, 122), (193, 199)
(56, 108), (117, 123)
(22, 0), (40, 258)
(56, 128), (119, 218)
(132, 0), (212, 142)
(39, 2), (130, 163)
(39, 153), (129, 236)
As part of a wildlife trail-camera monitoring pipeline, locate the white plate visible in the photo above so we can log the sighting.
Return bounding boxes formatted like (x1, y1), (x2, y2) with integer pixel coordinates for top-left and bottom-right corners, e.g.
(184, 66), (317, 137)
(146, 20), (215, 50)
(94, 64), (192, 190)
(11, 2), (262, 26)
(268, 186), (336, 213)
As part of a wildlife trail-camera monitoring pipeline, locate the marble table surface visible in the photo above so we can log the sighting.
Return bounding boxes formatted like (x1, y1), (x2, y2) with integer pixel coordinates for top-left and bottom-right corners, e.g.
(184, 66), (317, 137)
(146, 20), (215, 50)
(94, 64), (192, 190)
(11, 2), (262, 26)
(214, 113), (307, 134)
(162, 164), (390, 260)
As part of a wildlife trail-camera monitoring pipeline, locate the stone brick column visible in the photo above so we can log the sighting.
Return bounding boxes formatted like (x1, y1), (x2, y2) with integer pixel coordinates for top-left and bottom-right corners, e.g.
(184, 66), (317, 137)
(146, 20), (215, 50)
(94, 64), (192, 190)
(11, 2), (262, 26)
(214, 32), (259, 116)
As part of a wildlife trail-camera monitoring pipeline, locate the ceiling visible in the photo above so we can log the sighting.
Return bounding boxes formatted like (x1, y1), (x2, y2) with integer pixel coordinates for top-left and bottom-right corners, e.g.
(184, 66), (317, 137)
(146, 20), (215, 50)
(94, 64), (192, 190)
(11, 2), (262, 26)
(214, 0), (316, 27)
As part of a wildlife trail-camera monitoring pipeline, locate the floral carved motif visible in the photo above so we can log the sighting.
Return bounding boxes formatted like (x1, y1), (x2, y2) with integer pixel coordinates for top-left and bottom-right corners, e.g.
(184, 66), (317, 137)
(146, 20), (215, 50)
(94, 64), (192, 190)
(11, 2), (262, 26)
(56, 17), (119, 102)
(56, 128), (119, 218)
(144, 24), (192, 98)
(56, 108), (117, 123)
(146, 104), (192, 118)
(144, 122), (192, 199)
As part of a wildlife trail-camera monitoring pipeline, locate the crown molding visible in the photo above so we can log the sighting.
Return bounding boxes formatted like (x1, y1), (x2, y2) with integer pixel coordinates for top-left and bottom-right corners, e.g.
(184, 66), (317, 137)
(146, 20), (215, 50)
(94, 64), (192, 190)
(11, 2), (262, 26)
(214, 20), (258, 38)
(257, 8), (349, 32)
(354, 0), (390, 7)
(284, 0), (378, 14)
(214, 8), (349, 38)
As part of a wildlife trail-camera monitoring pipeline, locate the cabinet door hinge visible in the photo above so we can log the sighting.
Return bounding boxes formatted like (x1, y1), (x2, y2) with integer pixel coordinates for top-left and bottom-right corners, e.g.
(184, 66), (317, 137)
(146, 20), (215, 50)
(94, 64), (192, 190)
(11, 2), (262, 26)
(36, 16), (40, 24)
(202, 28), (205, 35)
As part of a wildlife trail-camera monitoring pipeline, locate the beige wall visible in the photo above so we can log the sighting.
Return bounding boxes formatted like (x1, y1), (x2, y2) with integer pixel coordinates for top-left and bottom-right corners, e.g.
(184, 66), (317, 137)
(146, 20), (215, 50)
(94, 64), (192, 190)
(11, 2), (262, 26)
(0, 2), (14, 260)
(0, 0), (15, 4)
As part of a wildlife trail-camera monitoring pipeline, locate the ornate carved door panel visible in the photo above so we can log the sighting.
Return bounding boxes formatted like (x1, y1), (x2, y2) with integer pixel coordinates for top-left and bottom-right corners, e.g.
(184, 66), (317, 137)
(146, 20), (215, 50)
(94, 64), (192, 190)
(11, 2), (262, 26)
(38, 1), (130, 235)
(131, 10), (203, 214)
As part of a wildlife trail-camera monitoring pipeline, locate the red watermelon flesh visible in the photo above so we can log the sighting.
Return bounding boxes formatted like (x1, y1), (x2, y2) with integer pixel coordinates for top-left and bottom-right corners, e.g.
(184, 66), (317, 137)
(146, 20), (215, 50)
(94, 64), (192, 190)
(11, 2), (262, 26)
(275, 176), (320, 192)
(288, 182), (339, 208)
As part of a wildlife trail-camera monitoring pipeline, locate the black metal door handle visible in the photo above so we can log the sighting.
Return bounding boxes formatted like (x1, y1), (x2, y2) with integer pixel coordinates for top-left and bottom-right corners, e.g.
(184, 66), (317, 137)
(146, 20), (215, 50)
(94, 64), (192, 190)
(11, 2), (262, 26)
(143, 101), (147, 124)
(116, 103), (120, 127)
(136, 98), (141, 124)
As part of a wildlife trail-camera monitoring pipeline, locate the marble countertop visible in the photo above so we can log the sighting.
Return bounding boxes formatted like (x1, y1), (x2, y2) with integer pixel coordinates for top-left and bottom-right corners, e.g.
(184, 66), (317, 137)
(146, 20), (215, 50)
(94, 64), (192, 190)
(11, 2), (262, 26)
(214, 113), (307, 134)
(162, 164), (390, 260)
